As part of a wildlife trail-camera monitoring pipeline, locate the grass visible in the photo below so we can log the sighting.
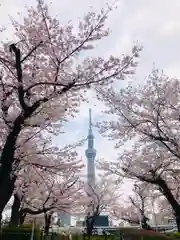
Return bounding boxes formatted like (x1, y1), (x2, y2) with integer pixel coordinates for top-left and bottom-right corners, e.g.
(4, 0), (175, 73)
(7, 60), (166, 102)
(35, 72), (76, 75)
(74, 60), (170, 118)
(54, 228), (180, 240)
(106, 228), (175, 240)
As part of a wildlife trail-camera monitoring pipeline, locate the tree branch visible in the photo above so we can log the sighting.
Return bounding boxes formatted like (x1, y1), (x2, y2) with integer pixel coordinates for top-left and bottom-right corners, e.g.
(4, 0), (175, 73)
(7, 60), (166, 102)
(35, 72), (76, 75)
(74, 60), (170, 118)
(10, 44), (27, 111)
(21, 41), (43, 63)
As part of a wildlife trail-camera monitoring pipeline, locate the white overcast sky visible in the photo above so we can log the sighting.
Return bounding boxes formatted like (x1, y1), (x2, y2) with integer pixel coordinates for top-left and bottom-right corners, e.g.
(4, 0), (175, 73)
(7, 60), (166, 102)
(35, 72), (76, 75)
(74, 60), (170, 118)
(1, 0), (180, 195)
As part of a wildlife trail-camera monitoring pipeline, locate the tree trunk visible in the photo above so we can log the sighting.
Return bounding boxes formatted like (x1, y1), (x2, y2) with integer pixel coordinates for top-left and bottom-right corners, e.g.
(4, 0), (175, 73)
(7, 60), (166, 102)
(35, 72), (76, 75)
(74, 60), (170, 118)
(141, 216), (152, 230)
(158, 178), (180, 232)
(86, 215), (96, 237)
(86, 223), (93, 237)
(19, 211), (27, 225)
(0, 106), (38, 215)
(175, 215), (180, 233)
(86, 219), (92, 237)
(0, 212), (2, 229)
(44, 213), (52, 238)
(0, 114), (23, 216)
(10, 193), (21, 227)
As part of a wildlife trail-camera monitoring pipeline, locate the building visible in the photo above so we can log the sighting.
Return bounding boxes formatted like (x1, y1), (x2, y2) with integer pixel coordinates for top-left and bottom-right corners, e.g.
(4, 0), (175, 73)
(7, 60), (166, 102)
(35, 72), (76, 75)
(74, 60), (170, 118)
(76, 220), (84, 227)
(58, 211), (71, 227)
(93, 215), (109, 227)
(150, 214), (175, 226)
(79, 215), (109, 228)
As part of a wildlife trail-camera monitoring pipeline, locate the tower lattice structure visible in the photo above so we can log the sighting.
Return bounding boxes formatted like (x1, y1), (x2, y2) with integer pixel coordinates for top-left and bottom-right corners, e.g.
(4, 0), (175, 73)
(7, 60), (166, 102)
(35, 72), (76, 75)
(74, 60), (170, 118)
(85, 108), (96, 187)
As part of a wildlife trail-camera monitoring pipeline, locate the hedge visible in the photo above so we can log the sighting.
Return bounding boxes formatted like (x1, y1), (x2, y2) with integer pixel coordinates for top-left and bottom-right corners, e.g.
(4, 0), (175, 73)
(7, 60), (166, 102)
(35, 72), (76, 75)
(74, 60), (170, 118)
(108, 228), (175, 240)
(0, 224), (41, 240)
(166, 232), (180, 239)
(0, 226), (178, 240)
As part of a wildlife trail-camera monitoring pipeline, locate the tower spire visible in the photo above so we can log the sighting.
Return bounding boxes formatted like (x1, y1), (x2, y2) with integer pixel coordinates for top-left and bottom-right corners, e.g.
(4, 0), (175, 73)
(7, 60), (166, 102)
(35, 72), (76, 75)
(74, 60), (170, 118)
(85, 108), (96, 187)
(89, 108), (92, 134)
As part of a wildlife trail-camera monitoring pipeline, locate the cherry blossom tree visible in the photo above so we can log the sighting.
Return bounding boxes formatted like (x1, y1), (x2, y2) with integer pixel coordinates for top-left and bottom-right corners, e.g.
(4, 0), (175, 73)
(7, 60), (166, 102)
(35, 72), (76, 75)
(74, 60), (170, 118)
(111, 183), (152, 229)
(111, 203), (139, 225)
(154, 180), (180, 224)
(97, 69), (180, 231)
(9, 145), (83, 227)
(0, 0), (141, 221)
(76, 178), (119, 236)
(156, 197), (174, 222)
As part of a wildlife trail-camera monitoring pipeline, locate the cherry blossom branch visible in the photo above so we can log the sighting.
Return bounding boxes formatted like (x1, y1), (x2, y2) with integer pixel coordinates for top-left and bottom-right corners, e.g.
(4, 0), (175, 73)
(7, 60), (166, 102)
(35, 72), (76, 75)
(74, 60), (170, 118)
(21, 41), (43, 63)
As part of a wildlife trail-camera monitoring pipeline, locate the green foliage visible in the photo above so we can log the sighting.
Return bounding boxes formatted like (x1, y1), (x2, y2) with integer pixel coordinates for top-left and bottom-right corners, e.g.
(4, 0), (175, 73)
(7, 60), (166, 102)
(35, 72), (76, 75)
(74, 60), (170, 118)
(54, 231), (174, 240)
(0, 224), (41, 240)
(166, 232), (180, 239)
(107, 228), (174, 240)
(72, 234), (80, 240)
(68, 232), (176, 240)
(5, 229), (174, 240)
(71, 236), (113, 240)
(49, 232), (64, 240)
(86, 236), (113, 240)
(173, 232), (180, 238)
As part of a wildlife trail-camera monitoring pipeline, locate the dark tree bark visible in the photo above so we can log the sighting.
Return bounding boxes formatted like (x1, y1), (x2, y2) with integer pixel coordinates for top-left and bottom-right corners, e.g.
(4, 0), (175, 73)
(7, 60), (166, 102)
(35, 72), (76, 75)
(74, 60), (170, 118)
(0, 113), (26, 219)
(129, 173), (180, 232)
(0, 43), (77, 216)
(44, 212), (52, 238)
(9, 190), (54, 227)
(0, 45), (47, 215)
(86, 216), (94, 237)
(157, 178), (180, 232)
(85, 212), (99, 237)
(0, 103), (45, 216)
(19, 211), (27, 225)
(17, 205), (54, 227)
(124, 184), (152, 230)
(0, 212), (2, 228)
(141, 216), (152, 230)
(22, 206), (54, 216)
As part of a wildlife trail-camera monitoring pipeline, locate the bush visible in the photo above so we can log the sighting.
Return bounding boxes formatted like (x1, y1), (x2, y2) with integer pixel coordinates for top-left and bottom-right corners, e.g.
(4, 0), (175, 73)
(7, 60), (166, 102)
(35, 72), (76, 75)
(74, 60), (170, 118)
(49, 232), (69, 240)
(173, 232), (180, 238)
(71, 235), (114, 240)
(111, 228), (174, 240)
(0, 224), (41, 240)
(166, 232), (180, 239)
